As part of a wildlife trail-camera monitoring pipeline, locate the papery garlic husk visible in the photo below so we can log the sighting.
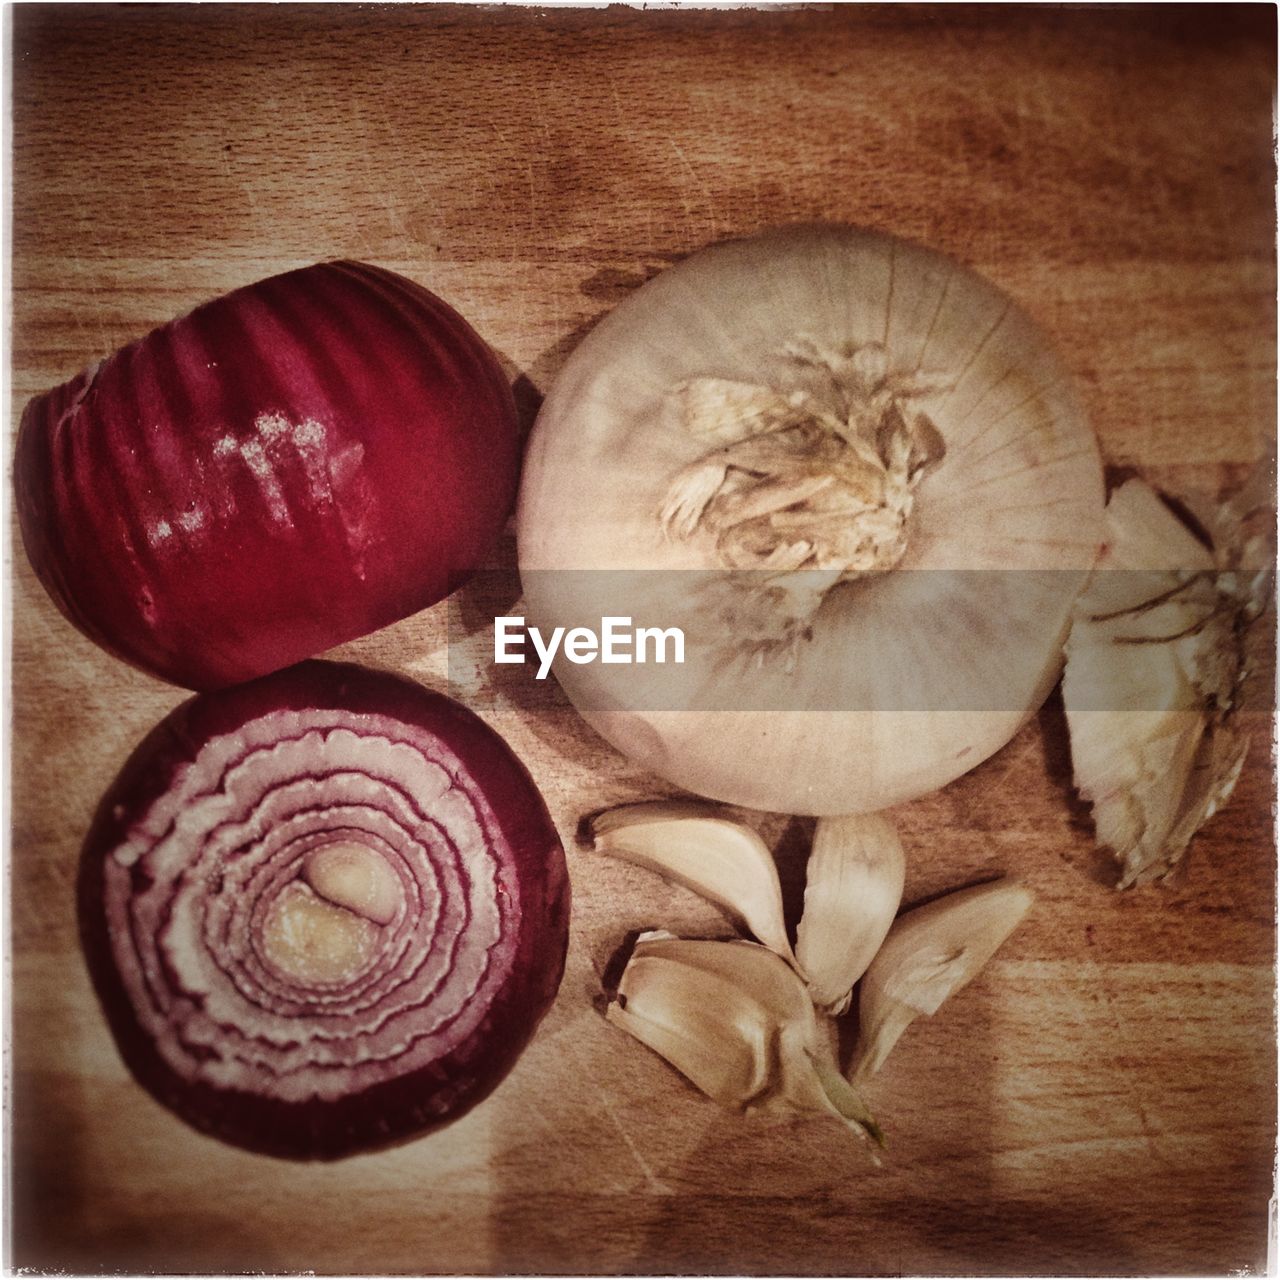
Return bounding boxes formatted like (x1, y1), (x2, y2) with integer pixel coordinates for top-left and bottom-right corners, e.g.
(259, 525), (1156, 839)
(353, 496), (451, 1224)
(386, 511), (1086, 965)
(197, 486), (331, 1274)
(518, 225), (1104, 815)
(1062, 477), (1272, 887)
(607, 933), (881, 1146)
(795, 813), (906, 1014)
(851, 878), (1032, 1080)
(590, 802), (795, 962)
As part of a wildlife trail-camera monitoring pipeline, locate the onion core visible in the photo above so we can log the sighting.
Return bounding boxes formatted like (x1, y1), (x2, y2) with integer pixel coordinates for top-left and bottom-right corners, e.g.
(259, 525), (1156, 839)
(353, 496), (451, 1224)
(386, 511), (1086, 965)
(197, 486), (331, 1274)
(78, 661), (569, 1160)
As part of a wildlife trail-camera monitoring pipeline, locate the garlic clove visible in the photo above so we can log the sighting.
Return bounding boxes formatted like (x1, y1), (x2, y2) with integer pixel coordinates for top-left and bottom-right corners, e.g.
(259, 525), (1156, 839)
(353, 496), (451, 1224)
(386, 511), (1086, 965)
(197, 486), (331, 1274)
(625, 933), (806, 1025)
(590, 803), (796, 963)
(795, 813), (906, 1014)
(1092, 478), (1216, 576)
(606, 951), (773, 1107)
(851, 878), (1033, 1080)
(781, 1030), (885, 1148)
(607, 935), (880, 1145)
(1063, 477), (1267, 886)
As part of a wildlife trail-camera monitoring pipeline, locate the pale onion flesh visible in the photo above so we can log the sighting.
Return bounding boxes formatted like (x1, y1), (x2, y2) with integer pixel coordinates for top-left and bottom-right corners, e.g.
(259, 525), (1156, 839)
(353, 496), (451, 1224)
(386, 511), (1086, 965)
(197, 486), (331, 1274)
(519, 224), (1105, 814)
(1063, 476), (1272, 887)
(78, 661), (569, 1160)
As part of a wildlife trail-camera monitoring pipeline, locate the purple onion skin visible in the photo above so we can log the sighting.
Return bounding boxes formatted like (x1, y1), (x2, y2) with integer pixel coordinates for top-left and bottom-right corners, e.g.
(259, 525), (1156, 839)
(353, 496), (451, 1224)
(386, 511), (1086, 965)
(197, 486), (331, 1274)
(78, 661), (570, 1160)
(16, 262), (518, 690)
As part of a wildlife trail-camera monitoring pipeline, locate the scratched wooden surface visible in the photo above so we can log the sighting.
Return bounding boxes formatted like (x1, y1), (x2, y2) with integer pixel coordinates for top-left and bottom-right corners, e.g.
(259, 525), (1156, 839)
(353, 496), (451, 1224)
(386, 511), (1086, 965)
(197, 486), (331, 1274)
(9, 5), (1276, 1275)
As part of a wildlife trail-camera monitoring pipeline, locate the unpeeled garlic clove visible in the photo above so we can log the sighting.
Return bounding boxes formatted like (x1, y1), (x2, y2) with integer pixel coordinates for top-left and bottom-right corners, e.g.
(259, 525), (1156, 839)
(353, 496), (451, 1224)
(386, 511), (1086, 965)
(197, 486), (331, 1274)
(1063, 478), (1267, 887)
(795, 813), (906, 1014)
(590, 803), (795, 963)
(851, 878), (1032, 1081)
(607, 947), (772, 1108)
(607, 934), (880, 1146)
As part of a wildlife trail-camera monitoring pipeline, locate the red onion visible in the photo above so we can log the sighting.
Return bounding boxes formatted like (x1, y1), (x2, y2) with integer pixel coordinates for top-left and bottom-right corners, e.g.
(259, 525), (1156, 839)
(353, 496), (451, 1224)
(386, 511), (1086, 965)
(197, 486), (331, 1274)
(15, 262), (518, 689)
(78, 661), (569, 1160)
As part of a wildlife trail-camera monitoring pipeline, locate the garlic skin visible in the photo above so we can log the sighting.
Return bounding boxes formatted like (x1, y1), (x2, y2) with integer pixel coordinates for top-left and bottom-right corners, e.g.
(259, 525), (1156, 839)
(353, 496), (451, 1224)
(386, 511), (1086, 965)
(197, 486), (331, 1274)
(851, 878), (1033, 1080)
(795, 813), (906, 1014)
(608, 934), (880, 1145)
(518, 225), (1105, 815)
(1063, 478), (1269, 887)
(590, 803), (795, 962)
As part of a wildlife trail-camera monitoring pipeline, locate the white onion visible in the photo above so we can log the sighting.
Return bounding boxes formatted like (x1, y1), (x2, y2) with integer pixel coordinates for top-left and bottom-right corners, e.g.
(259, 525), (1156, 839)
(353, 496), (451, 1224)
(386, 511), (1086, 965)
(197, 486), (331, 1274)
(518, 225), (1105, 813)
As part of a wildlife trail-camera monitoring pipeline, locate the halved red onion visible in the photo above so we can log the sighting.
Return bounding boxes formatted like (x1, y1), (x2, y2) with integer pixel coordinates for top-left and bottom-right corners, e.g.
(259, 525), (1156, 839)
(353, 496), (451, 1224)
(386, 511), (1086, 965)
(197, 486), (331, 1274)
(78, 661), (569, 1160)
(16, 261), (518, 689)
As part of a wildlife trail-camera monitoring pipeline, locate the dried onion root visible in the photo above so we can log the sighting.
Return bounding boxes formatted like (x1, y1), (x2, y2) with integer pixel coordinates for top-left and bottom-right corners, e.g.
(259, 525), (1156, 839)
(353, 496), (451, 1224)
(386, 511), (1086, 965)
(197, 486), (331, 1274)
(79, 661), (569, 1159)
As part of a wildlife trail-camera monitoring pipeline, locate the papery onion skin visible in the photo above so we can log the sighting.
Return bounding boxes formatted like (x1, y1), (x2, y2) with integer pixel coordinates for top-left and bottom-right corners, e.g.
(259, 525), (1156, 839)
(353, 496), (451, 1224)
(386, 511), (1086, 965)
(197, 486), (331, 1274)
(518, 225), (1105, 814)
(16, 262), (518, 690)
(78, 661), (569, 1160)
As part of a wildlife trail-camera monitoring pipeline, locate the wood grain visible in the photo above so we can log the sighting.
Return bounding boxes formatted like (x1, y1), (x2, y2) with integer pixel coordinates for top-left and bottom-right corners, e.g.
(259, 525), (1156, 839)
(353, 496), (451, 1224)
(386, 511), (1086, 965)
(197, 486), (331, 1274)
(9, 5), (1275, 1274)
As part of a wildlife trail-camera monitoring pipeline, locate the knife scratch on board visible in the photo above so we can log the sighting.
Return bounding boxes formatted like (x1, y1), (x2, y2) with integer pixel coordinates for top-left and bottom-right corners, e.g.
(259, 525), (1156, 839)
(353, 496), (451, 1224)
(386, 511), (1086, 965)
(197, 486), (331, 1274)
(593, 1081), (672, 1195)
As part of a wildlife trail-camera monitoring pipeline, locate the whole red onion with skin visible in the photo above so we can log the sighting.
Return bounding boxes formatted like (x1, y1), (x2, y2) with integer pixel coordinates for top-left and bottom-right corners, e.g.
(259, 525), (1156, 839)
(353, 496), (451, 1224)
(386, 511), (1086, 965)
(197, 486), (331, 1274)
(15, 262), (518, 689)
(78, 661), (569, 1160)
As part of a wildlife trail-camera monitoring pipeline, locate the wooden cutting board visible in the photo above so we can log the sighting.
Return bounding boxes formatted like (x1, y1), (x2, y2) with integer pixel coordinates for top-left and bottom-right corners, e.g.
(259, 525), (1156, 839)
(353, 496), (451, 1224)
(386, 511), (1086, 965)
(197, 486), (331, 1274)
(10, 5), (1276, 1274)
